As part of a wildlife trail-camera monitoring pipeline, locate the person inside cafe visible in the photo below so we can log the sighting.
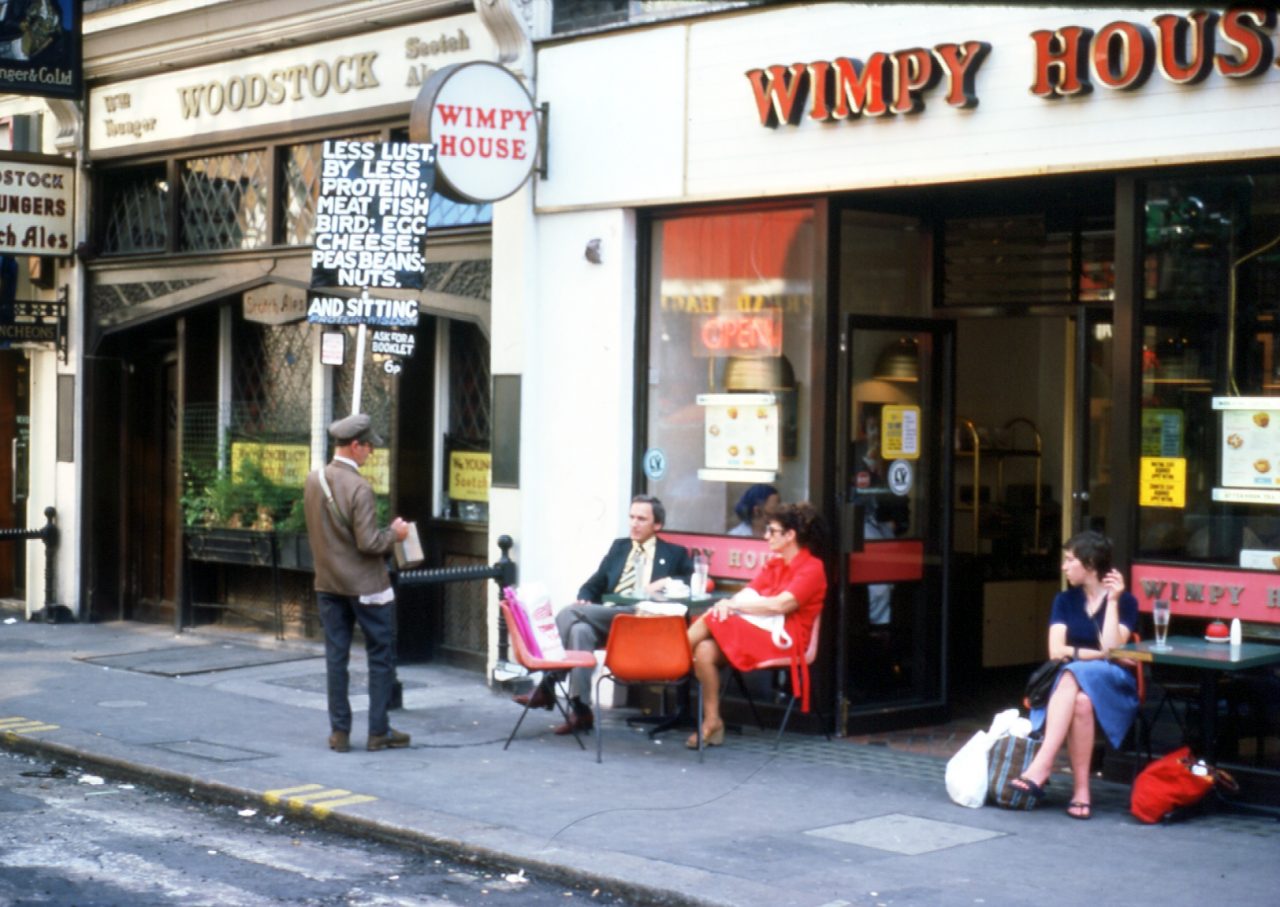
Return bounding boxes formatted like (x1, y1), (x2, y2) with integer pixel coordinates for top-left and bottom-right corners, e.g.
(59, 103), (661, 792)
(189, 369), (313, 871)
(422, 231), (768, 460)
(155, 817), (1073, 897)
(852, 405), (908, 627)
(513, 494), (694, 735)
(1010, 530), (1139, 819)
(728, 483), (779, 537)
(686, 501), (828, 747)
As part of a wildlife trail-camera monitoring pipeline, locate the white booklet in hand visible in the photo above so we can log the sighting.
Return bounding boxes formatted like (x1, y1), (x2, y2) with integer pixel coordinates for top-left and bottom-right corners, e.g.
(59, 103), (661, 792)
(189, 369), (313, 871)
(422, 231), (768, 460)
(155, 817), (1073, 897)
(394, 521), (424, 569)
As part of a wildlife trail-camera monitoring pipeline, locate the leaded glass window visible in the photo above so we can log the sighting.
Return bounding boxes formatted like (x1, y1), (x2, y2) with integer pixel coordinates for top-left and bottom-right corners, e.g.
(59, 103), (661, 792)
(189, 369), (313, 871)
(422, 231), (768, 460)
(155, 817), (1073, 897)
(282, 133), (380, 246)
(333, 325), (395, 451)
(101, 164), (168, 254)
(283, 134), (491, 246)
(180, 151), (269, 251)
(231, 319), (313, 440)
(449, 320), (490, 445)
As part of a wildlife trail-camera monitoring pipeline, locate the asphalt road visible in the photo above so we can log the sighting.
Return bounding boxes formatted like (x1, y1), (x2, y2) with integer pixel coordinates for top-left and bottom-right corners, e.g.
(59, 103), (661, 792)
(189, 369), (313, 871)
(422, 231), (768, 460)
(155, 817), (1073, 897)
(0, 750), (635, 906)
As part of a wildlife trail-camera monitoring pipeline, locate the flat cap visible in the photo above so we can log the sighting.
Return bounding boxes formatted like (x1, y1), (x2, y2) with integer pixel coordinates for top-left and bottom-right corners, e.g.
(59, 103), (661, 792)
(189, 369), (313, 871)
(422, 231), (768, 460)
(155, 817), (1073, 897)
(328, 413), (383, 446)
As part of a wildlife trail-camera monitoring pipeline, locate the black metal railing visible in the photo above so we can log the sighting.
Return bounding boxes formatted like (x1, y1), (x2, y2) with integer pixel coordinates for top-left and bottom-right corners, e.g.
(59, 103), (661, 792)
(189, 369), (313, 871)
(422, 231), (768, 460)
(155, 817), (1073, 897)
(0, 507), (60, 622)
(392, 534), (517, 664)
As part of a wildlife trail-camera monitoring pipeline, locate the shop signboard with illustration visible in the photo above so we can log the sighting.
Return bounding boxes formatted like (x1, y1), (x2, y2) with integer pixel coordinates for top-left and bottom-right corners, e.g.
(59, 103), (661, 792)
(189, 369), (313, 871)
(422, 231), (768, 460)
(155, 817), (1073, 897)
(1212, 397), (1280, 504)
(0, 0), (80, 100)
(696, 392), (779, 482)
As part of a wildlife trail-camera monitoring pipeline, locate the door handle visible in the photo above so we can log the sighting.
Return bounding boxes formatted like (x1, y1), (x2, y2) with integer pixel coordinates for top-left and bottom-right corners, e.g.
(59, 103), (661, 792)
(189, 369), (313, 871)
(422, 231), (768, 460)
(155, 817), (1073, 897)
(1072, 490), (1090, 502)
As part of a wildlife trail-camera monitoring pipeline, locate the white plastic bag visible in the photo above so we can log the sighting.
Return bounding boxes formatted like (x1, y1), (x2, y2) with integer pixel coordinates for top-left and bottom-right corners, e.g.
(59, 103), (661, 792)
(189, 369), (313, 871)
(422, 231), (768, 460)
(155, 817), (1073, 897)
(731, 589), (793, 649)
(513, 583), (565, 661)
(945, 708), (1022, 808)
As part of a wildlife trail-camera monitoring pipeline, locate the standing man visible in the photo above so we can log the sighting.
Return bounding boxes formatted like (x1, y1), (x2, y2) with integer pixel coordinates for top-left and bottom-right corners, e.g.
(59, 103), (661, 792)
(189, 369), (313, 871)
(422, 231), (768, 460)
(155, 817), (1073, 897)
(515, 494), (693, 735)
(304, 413), (411, 753)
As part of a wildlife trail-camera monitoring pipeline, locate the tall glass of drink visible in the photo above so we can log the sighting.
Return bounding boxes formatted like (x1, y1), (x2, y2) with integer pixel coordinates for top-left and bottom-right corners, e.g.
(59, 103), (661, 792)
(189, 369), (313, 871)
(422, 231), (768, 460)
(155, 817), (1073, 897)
(691, 553), (709, 600)
(1152, 599), (1171, 649)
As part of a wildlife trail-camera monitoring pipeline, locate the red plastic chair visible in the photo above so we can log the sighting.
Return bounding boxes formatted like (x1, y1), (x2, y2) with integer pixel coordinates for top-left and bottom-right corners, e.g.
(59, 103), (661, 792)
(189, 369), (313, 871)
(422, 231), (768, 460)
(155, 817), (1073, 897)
(594, 614), (702, 763)
(731, 614), (829, 747)
(500, 600), (598, 750)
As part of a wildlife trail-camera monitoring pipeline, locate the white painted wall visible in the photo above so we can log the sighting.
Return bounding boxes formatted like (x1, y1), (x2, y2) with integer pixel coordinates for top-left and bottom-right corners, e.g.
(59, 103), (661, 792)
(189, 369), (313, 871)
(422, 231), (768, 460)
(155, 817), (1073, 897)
(536, 5), (1280, 210)
(491, 205), (638, 615)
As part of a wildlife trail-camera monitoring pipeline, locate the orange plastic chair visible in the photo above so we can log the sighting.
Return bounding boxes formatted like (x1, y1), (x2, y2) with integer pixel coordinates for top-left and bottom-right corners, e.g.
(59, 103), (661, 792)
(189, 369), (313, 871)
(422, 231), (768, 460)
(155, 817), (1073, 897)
(730, 613), (828, 747)
(1116, 632), (1151, 760)
(500, 600), (599, 750)
(594, 614), (702, 763)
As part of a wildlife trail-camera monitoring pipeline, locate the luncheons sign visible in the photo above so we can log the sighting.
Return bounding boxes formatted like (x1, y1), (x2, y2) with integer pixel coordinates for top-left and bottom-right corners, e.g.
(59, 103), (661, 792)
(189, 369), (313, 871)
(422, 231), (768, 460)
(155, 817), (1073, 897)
(410, 61), (539, 203)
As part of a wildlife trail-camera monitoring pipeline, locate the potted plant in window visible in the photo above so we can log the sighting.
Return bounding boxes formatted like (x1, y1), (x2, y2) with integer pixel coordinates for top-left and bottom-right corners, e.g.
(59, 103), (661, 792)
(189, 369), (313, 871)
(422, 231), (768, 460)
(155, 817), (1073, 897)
(182, 461), (305, 568)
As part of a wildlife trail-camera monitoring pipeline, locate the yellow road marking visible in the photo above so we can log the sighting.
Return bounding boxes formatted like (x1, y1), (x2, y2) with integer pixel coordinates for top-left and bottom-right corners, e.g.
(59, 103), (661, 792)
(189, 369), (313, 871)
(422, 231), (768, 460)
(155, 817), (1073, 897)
(0, 717), (59, 734)
(311, 795), (377, 818)
(263, 783), (325, 805)
(264, 783), (378, 817)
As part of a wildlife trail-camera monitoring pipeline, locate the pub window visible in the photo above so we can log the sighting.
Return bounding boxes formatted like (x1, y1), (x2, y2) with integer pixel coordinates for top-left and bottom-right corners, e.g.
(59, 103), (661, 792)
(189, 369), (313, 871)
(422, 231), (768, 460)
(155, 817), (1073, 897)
(443, 319), (491, 521)
(231, 318), (313, 442)
(100, 163), (168, 255)
(180, 150), (269, 251)
(282, 134), (380, 246)
(643, 206), (815, 534)
(1135, 171), (1280, 567)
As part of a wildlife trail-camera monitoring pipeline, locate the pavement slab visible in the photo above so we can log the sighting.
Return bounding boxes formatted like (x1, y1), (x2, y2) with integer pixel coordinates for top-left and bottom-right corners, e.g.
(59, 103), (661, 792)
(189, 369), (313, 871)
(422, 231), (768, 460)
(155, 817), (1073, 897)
(0, 611), (1275, 907)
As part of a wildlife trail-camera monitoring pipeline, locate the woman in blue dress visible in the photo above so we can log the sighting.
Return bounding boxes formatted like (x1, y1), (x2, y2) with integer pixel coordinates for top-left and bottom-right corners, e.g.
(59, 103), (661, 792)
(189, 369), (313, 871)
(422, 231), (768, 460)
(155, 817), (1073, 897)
(1011, 530), (1139, 819)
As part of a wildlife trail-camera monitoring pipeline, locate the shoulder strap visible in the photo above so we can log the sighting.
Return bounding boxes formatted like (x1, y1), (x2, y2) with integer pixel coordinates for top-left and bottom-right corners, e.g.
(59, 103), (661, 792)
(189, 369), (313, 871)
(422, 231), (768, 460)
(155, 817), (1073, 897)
(315, 467), (353, 535)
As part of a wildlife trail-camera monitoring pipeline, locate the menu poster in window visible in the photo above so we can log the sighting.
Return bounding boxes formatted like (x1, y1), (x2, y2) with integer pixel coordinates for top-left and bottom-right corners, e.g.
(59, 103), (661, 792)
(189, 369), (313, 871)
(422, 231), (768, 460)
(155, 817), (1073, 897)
(231, 442), (310, 488)
(310, 140), (436, 290)
(1141, 408), (1184, 457)
(697, 393), (778, 472)
(448, 451), (491, 502)
(881, 405), (920, 460)
(1212, 397), (1280, 504)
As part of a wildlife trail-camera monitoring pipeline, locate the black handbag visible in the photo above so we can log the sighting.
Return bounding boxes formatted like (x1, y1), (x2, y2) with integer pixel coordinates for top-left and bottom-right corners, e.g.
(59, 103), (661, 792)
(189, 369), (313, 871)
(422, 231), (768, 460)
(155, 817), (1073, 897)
(1023, 657), (1070, 709)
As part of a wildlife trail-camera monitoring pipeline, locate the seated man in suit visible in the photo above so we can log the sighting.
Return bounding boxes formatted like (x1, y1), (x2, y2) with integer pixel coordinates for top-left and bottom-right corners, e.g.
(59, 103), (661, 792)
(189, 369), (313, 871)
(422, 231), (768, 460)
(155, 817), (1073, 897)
(515, 494), (693, 735)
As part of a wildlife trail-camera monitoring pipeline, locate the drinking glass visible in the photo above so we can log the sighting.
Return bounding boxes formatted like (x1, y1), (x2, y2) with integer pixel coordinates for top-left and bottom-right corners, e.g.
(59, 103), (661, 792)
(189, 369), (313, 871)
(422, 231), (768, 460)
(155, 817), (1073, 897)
(691, 553), (710, 600)
(1152, 599), (1170, 649)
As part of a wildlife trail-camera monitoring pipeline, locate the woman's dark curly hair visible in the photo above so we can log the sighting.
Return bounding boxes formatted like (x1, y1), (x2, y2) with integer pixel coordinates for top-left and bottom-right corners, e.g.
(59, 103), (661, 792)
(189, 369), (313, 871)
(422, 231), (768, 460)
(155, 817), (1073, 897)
(764, 501), (826, 555)
(1064, 530), (1113, 577)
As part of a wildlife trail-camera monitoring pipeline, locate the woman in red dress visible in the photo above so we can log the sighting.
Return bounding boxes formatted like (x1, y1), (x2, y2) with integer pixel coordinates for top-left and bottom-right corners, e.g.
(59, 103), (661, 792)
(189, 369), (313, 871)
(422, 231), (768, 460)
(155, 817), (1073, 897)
(686, 502), (827, 747)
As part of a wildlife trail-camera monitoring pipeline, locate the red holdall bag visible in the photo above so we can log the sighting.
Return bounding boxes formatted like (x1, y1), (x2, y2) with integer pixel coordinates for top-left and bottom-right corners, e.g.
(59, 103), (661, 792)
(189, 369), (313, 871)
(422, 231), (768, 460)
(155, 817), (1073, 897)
(1130, 746), (1237, 824)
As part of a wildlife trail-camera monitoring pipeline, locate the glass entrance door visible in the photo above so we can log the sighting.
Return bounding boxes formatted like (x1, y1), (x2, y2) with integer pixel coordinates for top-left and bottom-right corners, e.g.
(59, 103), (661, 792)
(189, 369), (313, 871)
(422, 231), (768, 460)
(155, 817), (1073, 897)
(1070, 310), (1115, 536)
(838, 318), (952, 731)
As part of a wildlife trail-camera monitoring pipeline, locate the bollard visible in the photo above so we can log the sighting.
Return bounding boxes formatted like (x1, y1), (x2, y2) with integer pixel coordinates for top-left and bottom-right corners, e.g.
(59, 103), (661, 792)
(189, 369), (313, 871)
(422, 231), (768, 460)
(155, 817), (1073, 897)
(0, 507), (60, 623)
(41, 508), (58, 623)
(390, 533), (517, 679)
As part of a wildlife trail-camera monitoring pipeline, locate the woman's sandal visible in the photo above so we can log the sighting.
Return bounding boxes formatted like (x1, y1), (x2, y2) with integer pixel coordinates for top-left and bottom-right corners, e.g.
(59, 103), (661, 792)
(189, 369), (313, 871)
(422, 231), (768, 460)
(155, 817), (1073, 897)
(685, 724), (726, 749)
(1066, 801), (1092, 820)
(1009, 776), (1048, 802)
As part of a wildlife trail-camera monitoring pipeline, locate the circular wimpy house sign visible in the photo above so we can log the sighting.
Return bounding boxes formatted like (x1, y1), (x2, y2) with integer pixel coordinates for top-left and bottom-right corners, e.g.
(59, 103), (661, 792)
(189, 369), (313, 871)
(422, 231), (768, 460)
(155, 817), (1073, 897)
(410, 61), (539, 204)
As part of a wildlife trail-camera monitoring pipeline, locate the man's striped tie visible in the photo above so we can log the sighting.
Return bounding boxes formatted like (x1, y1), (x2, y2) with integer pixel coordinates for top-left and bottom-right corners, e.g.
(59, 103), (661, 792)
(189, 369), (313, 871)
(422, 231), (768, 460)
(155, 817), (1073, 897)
(614, 542), (643, 594)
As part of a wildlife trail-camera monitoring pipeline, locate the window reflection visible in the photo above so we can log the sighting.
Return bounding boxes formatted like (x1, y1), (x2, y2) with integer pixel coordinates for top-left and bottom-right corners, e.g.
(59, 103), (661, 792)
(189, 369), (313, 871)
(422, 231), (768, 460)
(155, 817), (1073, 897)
(645, 208), (815, 531)
(1137, 173), (1280, 566)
